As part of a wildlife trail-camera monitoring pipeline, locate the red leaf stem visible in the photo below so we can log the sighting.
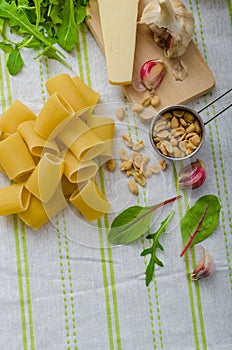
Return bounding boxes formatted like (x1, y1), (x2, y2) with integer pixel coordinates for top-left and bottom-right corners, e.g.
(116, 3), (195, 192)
(180, 204), (209, 257)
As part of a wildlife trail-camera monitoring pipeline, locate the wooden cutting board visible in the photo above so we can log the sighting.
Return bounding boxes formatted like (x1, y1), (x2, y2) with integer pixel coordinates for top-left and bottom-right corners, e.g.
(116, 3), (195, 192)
(86, 0), (215, 110)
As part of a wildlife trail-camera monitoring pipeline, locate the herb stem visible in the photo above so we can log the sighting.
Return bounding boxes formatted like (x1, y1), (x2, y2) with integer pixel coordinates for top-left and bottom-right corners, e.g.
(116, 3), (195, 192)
(180, 204), (209, 257)
(144, 195), (182, 219)
(124, 195), (182, 233)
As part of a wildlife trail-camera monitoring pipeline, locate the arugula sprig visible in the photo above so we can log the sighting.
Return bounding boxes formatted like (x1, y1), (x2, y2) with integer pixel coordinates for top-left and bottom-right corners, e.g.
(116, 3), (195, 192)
(0, 0), (90, 74)
(141, 210), (175, 286)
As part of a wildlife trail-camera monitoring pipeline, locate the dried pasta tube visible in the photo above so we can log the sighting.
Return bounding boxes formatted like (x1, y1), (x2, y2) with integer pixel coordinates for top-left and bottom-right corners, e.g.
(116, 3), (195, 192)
(0, 132), (35, 182)
(45, 74), (89, 112)
(25, 153), (64, 203)
(61, 175), (78, 196)
(18, 195), (50, 230)
(0, 100), (36, 134)
(72, 76), (100, 107)
(69, 179), (110, 221)
(18, 186), (67, 230)
(43, 185), (67, 220)
(34, 93), (74, 140)
(18, 187), (67, 230)
(58, 117), (105, 161)
(17, 120), (60, 157)
(63, 149), (98, 183)
(86, 115), (115, 157)
(0, 183), (31, 215)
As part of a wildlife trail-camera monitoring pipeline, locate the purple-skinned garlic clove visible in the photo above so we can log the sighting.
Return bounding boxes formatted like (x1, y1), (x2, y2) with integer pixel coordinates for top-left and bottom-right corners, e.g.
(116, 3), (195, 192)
(191, 247), (215, 281)
(140, 59), (166, 92)
(132, 75), (146, 92)
(178, 159), (206, 189)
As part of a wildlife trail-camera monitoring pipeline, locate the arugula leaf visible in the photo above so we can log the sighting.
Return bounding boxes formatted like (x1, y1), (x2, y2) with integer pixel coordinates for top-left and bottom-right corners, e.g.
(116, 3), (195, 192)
(108, 196), (181, 245)
(0, 0), (90, 74)
(0, 41), (12, 52)
(180, 195), (221, 257)
(7, 47), (24, 75)
(38, 45), (72, 70)
(141, 210), (175, 286)
(57, 0), (77, 52)
(75, 5), (87, 25)
(32, 0), (41, 27)
(0, 1), (62, 53)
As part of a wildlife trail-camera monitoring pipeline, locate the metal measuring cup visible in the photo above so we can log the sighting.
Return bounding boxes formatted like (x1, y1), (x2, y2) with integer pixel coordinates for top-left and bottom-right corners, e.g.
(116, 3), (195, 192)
(149, 87), (232, 161)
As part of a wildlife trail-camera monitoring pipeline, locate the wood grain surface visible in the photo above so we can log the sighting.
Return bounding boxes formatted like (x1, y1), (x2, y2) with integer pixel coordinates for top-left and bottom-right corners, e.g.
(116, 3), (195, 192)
(87, 0), (215, 110)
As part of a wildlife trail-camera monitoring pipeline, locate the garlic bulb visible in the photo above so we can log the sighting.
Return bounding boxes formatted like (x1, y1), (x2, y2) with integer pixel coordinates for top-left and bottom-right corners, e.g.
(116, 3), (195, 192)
(140, 0), (194, 58)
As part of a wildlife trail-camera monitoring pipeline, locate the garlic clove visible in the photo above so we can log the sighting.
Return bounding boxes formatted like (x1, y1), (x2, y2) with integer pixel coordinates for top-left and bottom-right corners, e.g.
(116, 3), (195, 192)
(191, 247), (215, 281)
(178, 159), (206, 189)
(140, 59), (166, 91)
(132, 75), (146, 92)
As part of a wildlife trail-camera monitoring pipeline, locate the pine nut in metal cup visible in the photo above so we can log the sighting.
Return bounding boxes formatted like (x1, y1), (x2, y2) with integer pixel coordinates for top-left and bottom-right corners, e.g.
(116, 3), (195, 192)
(149, 105), (205, 161)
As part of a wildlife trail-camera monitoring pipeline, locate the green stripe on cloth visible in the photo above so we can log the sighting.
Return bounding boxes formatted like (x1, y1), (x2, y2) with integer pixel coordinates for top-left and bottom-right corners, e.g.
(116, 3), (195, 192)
(62, 212), (79, 349)
(173, 162), (201, 350)
(38, 58), (79, 349)
(98, 219), (115, 350)
(227, 0), (232, 25)
(56, 225), (78, 350)
(0, 56), (27, 350)
(183, 192), (207, 350)
(79, 24), (123, 349)
(20, 222), (36, 350)
(209, 113), (232, 288)
(208, 123), (232, 288)
(0, 52), (35, 350)
(99, 167), (123, 350)
(194, 0), (232, 290)
(14, 216), (28, 350)
(130, 108), (164, 349)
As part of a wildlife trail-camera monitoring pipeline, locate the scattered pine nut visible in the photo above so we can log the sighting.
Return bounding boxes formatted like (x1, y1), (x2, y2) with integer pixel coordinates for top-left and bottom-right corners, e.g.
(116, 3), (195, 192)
(122, 134), (133, 148)
(132, 140), (145, 151)
(106, 159), (116, 172)
(151, 95), (160, 107)
(116, 107), (125, 121)
(159, 159), (167, 170)
(141, 96), (151, 107)
(128, 179), (138, 195)
(131, 104), (144, 114)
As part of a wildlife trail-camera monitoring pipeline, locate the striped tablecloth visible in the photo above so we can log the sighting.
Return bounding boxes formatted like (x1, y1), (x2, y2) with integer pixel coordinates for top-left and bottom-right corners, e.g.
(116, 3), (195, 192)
(0, 1), (232, 349)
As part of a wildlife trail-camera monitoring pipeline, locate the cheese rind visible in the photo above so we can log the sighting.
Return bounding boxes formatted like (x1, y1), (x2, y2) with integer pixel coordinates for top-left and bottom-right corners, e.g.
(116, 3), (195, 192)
(98, 0), (139, 85)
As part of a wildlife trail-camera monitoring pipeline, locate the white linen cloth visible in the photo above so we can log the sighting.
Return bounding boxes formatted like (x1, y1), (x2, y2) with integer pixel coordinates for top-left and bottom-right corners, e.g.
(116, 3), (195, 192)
(0, 1), (231, 349)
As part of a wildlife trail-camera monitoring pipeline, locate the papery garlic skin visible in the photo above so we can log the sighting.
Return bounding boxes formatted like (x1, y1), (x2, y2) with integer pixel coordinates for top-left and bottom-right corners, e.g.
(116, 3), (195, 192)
(178, 160), (206, 189)
(172, 60), (188, 81)
(140, 0), (194, 58)
(191, 248), (215, 281)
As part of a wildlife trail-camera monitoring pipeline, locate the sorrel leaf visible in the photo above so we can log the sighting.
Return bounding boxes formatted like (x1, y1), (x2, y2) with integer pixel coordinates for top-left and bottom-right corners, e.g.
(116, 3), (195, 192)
(108, 196), (181, 245)
(180, 194), (221, 256)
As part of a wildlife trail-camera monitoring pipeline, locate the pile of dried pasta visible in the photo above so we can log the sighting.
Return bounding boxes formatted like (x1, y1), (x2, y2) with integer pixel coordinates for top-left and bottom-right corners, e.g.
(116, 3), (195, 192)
(0, 74), (115, 230)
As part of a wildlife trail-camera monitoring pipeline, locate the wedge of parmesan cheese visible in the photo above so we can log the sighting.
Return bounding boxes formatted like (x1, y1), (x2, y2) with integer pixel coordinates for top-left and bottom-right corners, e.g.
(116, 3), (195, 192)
(98, 0), (139, 85)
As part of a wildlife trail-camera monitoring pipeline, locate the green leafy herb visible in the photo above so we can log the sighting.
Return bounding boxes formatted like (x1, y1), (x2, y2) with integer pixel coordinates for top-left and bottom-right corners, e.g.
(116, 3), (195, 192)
(108, 195), (181, 245)
(6, 47), (24, 75)
(57, 0), (78, 52)
(0, 0), (90, 74)
(141, 210), (175, 286)
(180, 195), (221, 257)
